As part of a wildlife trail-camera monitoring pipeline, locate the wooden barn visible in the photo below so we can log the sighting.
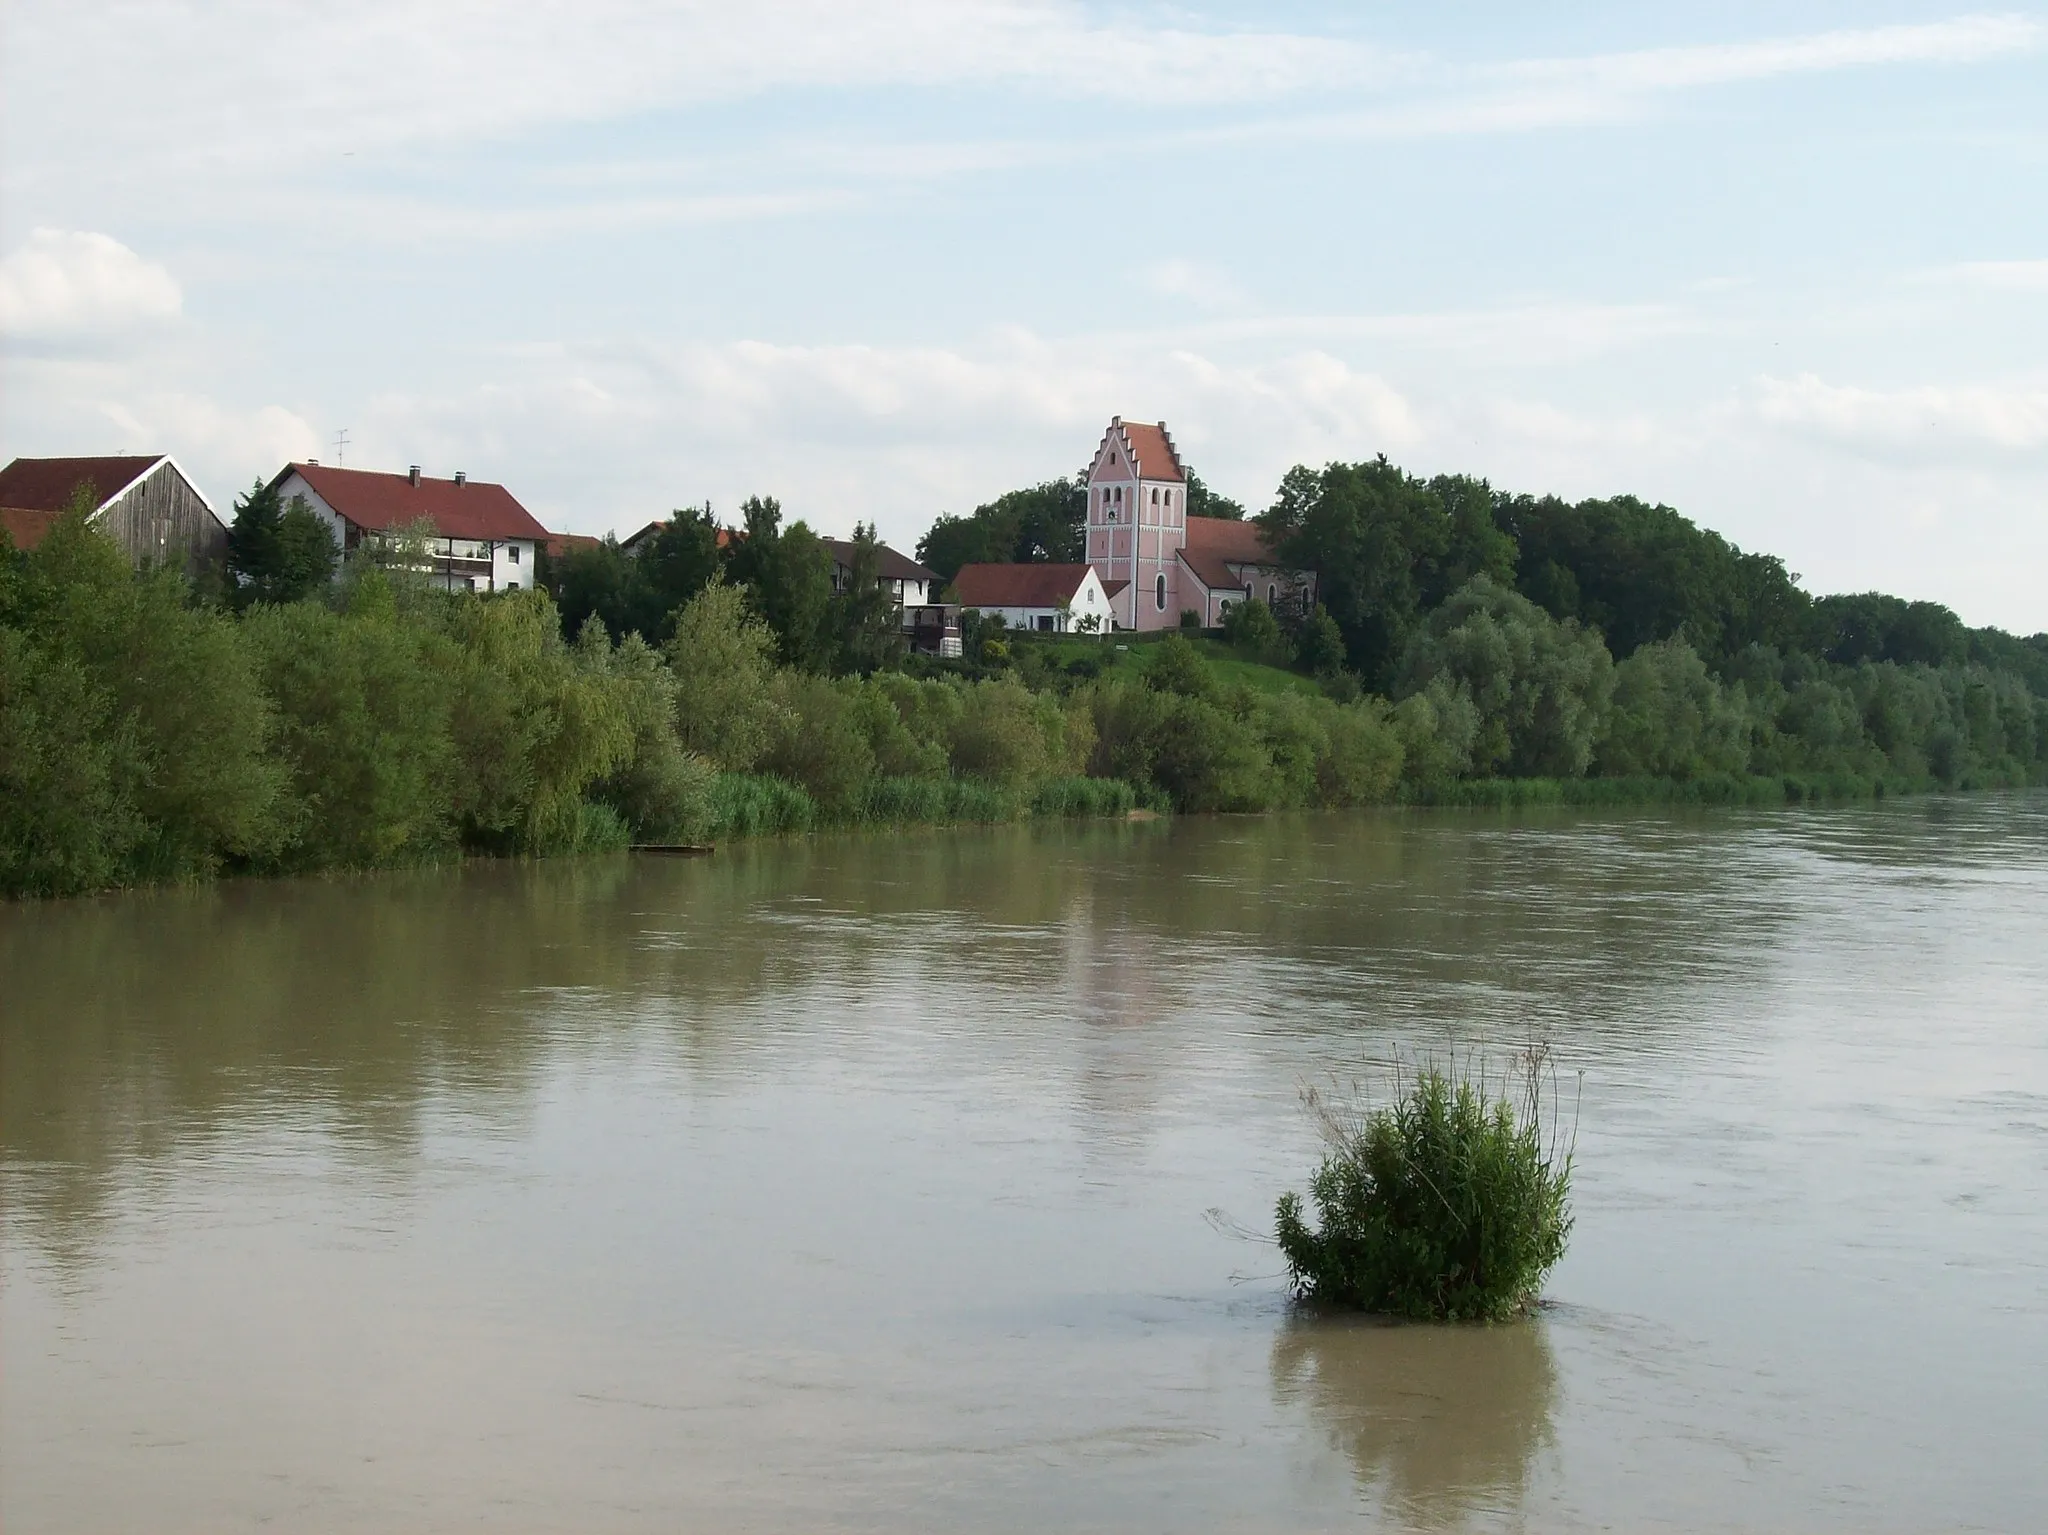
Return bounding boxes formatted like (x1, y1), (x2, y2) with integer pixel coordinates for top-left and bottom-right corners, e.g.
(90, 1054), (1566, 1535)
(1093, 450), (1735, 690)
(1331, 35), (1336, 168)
(0, 454), (228, 574)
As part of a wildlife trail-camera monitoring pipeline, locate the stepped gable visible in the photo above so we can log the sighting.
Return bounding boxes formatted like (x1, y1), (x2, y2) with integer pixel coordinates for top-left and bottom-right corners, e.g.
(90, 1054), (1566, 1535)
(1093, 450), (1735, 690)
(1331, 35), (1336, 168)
(1082, 417), (1186, 484)
(280, 463), (548, 542)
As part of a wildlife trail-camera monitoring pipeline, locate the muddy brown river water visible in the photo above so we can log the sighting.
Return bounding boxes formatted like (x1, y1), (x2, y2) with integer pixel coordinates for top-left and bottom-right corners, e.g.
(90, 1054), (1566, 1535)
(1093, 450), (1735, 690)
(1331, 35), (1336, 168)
(4, 797), (2046, 1532)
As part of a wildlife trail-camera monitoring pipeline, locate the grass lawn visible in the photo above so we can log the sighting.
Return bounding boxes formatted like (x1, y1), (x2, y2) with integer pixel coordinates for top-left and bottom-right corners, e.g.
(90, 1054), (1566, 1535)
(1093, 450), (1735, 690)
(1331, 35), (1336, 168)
(1009, 629), (1324, 698)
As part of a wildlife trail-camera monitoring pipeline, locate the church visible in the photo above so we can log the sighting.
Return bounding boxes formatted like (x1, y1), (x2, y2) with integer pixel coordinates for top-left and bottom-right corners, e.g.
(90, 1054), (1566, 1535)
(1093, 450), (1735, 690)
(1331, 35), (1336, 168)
(1081, 417), (1314, 631)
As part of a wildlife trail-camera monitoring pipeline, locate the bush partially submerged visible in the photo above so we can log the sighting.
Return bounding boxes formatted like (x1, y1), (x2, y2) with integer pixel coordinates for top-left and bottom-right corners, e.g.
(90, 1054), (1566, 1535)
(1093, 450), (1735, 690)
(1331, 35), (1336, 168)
(1276, 1049), (1574, 1321)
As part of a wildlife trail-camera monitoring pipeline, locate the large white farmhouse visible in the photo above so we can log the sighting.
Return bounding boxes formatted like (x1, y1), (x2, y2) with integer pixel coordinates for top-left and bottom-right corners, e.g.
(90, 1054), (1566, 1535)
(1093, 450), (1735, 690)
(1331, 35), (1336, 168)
(268, 462), (550, 592)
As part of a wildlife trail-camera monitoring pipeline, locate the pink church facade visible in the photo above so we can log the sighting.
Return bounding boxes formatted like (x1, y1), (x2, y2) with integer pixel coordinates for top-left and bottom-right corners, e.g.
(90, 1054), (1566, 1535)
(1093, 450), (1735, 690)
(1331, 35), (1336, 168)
(1081, 417), (1315, 631)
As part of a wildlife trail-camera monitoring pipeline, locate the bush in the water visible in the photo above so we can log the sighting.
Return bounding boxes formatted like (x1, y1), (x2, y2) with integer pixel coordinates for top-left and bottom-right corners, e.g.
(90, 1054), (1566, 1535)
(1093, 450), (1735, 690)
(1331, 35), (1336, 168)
(1276, 1050), (1574, 1321)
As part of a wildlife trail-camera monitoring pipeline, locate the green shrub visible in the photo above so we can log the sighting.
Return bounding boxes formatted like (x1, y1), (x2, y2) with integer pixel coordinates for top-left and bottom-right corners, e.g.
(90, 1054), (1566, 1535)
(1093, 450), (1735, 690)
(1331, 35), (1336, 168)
(1276, 1050), (1574, 1321)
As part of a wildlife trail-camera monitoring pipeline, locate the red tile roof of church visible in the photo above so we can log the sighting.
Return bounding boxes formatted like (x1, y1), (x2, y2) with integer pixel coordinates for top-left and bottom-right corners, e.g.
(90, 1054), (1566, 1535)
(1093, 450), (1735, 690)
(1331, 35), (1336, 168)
(1185, 514), (1279, 565)
(1114, 420), (1185, 483)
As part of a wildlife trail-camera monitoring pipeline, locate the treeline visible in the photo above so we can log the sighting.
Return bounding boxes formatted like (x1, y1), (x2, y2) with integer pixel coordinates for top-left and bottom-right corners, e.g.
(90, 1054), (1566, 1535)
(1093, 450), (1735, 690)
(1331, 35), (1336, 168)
(0, 510), (1136, 899)
(8, 453), (2047, 900)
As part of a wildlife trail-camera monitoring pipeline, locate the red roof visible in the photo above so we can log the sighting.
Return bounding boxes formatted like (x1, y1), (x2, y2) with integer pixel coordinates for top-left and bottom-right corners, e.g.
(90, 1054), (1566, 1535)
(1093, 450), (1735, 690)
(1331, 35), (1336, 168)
(952, 562), (1095, 608)
(277, 463), (549, 543)
(1101, 578), (1129, 599)
(1114, 420), (1184, 483)
(1, 506), (61, 550)
(0, 454), (167, 513)
(1176, 546), (1244, 593)
(1185, 515), (1278, 565)
(544, 532), (603, 560)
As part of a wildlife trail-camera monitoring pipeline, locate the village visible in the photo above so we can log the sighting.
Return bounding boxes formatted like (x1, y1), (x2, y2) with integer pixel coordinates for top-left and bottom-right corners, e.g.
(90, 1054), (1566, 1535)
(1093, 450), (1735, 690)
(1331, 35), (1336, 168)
(0, 416), (1316, 658)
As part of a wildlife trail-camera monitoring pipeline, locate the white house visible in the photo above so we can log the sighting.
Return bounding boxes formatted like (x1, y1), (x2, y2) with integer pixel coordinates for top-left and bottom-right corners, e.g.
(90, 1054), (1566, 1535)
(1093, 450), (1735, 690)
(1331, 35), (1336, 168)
(267, 462), (550, 592)
(952, 562), (1116, 634)
(1080, 416), (1314, 629)
(820, 536), (940, 608)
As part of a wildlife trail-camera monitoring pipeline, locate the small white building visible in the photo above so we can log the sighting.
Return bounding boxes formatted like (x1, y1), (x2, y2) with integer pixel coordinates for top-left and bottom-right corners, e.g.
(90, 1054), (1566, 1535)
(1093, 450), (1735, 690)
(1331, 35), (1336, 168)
(267, 462), (550, 592)
(952, 562), (1115, 634)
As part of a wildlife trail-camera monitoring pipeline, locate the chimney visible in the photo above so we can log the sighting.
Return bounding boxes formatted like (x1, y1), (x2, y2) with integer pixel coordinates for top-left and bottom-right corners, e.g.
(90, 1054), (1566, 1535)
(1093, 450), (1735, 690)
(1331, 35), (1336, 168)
(408, 465), (421, 487)
(454, 471), (467, 487)
(308, 458), (319, 467)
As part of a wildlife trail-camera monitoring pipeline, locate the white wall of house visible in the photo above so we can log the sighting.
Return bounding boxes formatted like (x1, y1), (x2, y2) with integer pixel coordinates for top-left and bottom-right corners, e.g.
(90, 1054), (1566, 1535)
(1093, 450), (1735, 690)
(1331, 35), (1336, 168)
(272, 470), (347, 550)
(492, 539), (533, 590)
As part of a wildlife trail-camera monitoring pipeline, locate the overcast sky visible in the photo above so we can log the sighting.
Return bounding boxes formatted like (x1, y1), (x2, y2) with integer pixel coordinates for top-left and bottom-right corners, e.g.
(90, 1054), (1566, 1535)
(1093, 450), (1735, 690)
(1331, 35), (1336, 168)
(3, 2), (2044, 631)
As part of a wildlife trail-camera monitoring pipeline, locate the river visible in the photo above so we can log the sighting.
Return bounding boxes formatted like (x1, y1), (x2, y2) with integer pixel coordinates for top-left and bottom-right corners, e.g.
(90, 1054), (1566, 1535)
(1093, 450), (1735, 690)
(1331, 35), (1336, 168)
(4, 797), (2046, 1532)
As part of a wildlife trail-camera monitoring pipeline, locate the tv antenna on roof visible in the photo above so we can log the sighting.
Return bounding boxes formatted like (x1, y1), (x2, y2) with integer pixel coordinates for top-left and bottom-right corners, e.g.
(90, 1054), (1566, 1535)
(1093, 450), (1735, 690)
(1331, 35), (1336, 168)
(333, 428), (350, 466)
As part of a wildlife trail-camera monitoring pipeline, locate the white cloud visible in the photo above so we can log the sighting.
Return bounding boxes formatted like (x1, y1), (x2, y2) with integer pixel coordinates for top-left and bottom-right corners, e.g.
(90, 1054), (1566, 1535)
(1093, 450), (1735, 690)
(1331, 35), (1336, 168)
(1502, 13), (2041, 93)
(1948, 259), (2048, 291)
(1142, 260), (1246, 310)
(7, 5), (2036, 202)
(0, 229), (181, 339)
(1755, 372), (2048, 455)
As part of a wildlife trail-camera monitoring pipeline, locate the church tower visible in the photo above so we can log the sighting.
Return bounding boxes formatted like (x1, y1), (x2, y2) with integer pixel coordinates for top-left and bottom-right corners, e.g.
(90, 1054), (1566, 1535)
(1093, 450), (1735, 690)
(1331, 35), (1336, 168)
(1082, 417), (1187, 631)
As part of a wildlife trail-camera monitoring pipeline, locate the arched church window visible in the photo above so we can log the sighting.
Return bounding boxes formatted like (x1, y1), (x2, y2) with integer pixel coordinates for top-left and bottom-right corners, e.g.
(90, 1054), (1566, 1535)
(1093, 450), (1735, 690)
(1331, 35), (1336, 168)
(1155, 573), (1167, 611)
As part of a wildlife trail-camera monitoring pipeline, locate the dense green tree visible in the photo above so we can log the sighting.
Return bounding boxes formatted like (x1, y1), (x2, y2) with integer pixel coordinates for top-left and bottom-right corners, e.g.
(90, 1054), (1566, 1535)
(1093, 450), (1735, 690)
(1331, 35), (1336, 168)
(1494, 492), (1807, 661)
(665, 580), (789, 771)
(1597, 638), (1748, 779)
(1398, 575), (1615, 778)
(724, 496), (835, 671)
(1184, 469), (1248, 521)
(916, 479), (1085, 582)
(831, 522), (906, 675)
(550, 505), (723, 644)
(1295, 604), (1349, 677)
(1812, 592), (1969, 668)
(226, 479), (337, 607)
(1261, 458), (1490, 689)
(1222, 596), (1292, 665)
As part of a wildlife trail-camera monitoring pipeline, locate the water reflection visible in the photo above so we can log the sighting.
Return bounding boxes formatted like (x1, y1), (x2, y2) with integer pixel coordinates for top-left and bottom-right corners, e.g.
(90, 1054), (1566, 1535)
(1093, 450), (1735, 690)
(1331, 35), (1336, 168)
(1271, 1314), (1558, 1528)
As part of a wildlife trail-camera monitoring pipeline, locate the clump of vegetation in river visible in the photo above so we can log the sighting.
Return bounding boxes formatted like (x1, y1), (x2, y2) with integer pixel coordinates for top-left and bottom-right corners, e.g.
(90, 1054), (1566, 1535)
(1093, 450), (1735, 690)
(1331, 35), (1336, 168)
(1276, 1049), (1575, 1322)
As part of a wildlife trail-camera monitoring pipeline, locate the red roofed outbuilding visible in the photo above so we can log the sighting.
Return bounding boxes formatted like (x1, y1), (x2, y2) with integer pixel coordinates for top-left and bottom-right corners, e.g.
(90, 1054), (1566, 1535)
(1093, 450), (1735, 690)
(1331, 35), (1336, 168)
(268, 462), (550, 593)
(952, 561), (1114, 634)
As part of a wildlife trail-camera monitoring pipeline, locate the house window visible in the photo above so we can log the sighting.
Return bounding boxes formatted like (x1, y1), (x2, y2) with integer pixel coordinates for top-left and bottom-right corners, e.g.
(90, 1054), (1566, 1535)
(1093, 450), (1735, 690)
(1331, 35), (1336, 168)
(509, 545), (520, 564)
(1155, 573), (1167, 611)
(1035, 615), (1053, 632)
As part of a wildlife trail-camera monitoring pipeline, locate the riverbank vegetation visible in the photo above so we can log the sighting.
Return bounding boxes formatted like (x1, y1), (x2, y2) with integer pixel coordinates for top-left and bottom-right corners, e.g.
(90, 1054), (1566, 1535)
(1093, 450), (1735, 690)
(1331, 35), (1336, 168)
(6, 455), (2047, 899)
(1277, 1051), (1575, 1321)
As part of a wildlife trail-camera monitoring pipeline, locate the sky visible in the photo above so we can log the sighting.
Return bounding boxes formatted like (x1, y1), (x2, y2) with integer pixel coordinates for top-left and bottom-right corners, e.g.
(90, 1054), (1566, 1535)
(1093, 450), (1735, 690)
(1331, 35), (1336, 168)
(2, 2), (2044, 632)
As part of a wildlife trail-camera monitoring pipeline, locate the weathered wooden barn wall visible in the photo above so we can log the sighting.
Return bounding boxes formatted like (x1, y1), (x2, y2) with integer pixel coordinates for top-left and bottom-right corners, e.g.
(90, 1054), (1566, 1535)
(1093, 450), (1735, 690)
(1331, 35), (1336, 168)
(98, 464), (228, 574)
